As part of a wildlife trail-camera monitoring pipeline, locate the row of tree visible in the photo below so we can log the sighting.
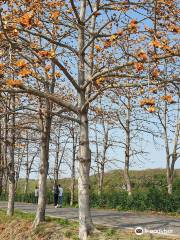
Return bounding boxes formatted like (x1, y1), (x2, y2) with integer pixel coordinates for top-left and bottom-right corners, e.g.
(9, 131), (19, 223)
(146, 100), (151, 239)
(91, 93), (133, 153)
(0, 0), (179, 239)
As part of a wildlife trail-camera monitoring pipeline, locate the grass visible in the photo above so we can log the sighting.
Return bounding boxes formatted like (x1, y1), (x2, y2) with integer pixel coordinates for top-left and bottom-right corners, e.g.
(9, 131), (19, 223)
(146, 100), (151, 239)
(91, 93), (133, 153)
(0, 209), (179, 240)
(0, 209), (79, 240)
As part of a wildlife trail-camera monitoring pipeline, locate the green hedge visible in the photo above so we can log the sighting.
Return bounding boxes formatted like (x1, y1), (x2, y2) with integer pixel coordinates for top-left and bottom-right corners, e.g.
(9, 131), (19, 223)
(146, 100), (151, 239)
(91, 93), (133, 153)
(0, 186), (179, 213)
(90, 187), (180, 212)
(0, 191), (71, 206)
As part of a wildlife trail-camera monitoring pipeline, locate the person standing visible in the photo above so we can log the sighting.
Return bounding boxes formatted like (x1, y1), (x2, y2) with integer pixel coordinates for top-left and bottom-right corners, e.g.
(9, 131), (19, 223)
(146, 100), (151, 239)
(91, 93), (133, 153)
(53, 184), (59, 208)
(34, 186), (39, 204)
(58, 184), (63, 208)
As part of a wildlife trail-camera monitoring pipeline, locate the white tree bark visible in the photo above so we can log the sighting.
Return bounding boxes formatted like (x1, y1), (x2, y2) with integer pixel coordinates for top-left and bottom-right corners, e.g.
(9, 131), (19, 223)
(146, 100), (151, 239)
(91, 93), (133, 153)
(124, 98), (132, 196)
(0, 120), (3, 195)
(33, 115), (51, 227)
(70, 130), (77, 206)
(78, 110), (93, 240)
(77, 1), (94, 238)
(7, 94), (16, 216)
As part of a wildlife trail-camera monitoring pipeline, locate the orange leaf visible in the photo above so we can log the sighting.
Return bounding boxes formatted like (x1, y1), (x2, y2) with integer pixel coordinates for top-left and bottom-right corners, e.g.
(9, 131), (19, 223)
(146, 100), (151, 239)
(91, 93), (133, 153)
(152, 68), (159, 78)
(130, 19), (137, 27)
(18, 68), (32, 77)
(15, 59), (27, 68)
(19, 11), (34, 28)
(38, 50), (55, 58)
(45, 65), (52, 71)
(104, 40), (112, 49)
(6, 79), (23, 87)
(139, 99), (146, 107)
(161, 95), (174, 103)
(30, 43), (38, 49)
(0, 69), (4, 76)
(134, 62), (144, 72)
(129, 20), (138, 32)
(161, 45), (171, 51)
(48, 50), (55, 58)
(55, 72), (61, 78)
(38, 50), (49, 57)
(139, 98), (155, 107)
(12, 29), (19, 37)
(51, 11), (60, 19)
(169, 25), (180, 33)
(138, 51), (148, 61)
(95, 45), (101, 52)
(0, 63), (4, 68)
(34, 19), (42, 27)
(149, 88), (157, 94)
(96, 77), (105, 85)
(149, 39), (161, 48)
(117, 30), (123, 36)
(148, 106), (155, 113)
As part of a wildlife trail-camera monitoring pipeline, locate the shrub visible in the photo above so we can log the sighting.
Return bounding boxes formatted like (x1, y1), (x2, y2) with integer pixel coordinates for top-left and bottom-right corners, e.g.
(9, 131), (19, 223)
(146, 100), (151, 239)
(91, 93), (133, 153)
(0, 191), (71, 206)
(90, 187), (180, 213)
(0, 180), (179, 213)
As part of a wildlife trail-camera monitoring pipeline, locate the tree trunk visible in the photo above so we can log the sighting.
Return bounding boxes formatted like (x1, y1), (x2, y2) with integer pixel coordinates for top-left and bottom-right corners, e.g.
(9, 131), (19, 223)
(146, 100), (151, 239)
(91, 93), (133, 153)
(24, 150), (38, 195)
(7, 177), (15, 216)
(24, 175), (29, 195)
(54, 124), (67, 185)
(0, 171), (3, 196)
(33, 116), (51, 227)
(70, 170), (75, 206)
(77, 1), (94, 238)
(7, 94), (16, 216)
(98, 123), (108, 197)
(24, 132), (29, 194)
(2, 101), (9, 195)
(166, 153), (172, 195)
(70, 133), (76, 206)
(163, 99), (174, 195)
(33, 58), (56, 226)
(0, 120), (3, 196)
(167, 177), (173, 195)
(98, 165), (104, 197)
(124, 163), (132, 196)
(4, 175), (8, 194)
(124, 98), (132, 196)
(168, 121), (180, 195)
(54, 129), (60, 185)
(78, 110), (93, 240)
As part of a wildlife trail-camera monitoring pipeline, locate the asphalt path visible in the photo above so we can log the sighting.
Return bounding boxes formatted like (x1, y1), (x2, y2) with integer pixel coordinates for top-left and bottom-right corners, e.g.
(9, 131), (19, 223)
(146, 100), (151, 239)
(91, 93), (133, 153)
(0, 202), (180, 238)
